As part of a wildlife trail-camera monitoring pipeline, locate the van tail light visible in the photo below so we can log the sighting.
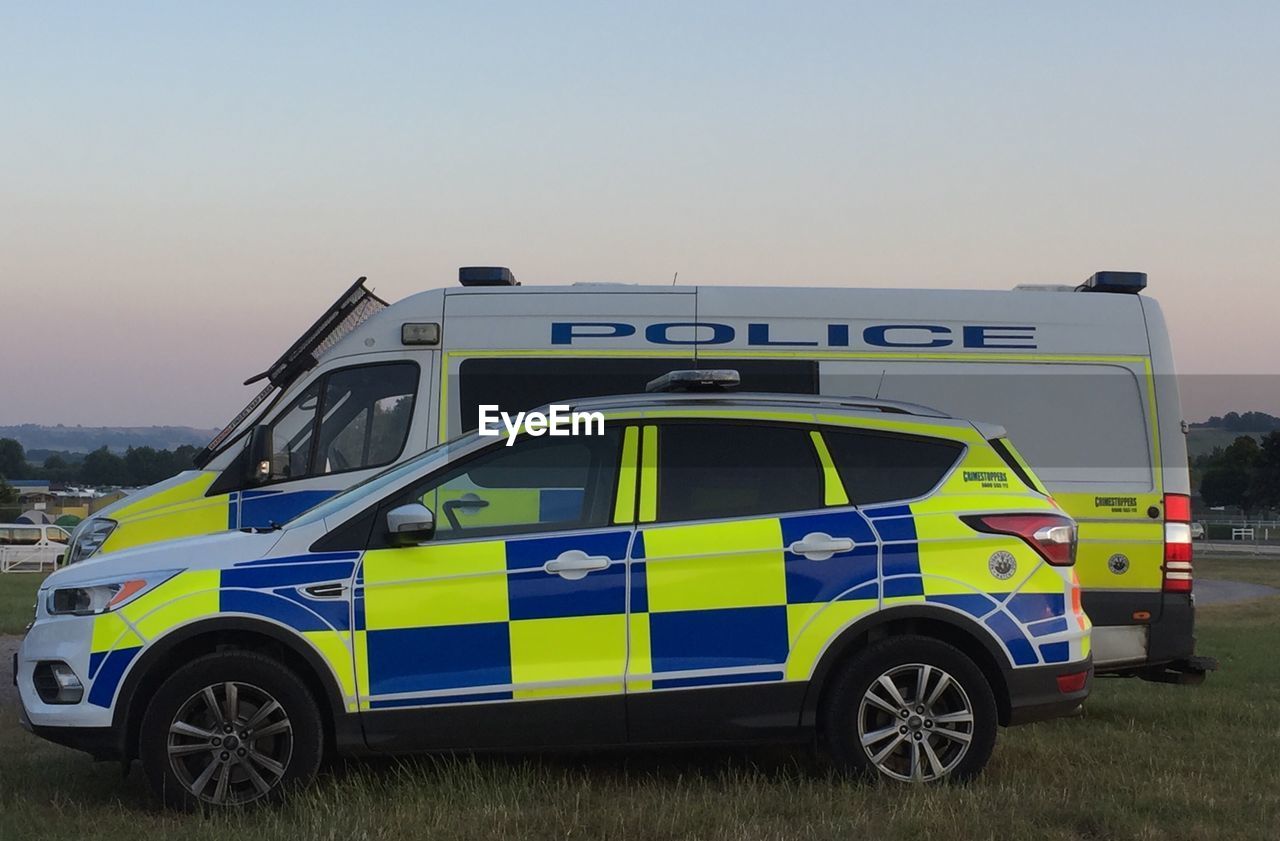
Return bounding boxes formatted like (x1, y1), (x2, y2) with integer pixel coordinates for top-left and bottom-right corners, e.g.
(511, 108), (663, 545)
(962, 513), (1077, 566)
(1163, 493), (1193, 594)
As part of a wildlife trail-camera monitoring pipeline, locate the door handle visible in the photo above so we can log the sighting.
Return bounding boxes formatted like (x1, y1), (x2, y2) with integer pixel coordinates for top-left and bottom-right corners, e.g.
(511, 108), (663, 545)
(543, 550), (612, 580)
(788, 532), (855, 561)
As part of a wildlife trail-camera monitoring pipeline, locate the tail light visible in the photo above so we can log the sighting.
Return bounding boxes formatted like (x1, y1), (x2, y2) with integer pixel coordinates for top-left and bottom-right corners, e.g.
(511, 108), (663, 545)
(1163, 493), (1193, 593)
(1055, 670), (1089, 694)
(963, 513), (1077, 566)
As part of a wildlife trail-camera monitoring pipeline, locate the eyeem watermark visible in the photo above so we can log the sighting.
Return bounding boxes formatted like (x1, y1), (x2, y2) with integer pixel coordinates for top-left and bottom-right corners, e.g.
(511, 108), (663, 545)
(477, 404), (605, 445)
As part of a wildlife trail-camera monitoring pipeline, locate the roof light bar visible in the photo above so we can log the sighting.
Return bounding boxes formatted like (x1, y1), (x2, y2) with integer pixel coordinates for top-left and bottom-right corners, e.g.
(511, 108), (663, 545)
(459, 266), (518, 287)
(646, 369), (741, 393)
(1080, 271), (1147, 294)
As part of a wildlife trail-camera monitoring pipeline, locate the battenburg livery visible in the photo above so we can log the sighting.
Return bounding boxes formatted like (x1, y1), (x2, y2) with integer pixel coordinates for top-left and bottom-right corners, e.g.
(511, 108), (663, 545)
(59, 268), (1208, 687)
(20, 389), (1090, 804)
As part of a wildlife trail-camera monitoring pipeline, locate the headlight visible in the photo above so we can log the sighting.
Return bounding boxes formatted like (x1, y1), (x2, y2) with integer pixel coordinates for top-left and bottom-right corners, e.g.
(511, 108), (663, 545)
(66, 518), (118, 564)
(46, 570), (180, 616)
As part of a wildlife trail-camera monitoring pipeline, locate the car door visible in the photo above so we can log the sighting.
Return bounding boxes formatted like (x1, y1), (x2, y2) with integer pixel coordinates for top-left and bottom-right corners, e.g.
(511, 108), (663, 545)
(625, 419), (874, 742)
(355, 425), (637, 751)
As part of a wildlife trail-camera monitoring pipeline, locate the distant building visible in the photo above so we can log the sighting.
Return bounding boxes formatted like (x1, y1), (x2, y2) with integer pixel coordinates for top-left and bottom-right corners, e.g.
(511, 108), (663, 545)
(16, 486), (109, 522)
(7, 479), (51, 495)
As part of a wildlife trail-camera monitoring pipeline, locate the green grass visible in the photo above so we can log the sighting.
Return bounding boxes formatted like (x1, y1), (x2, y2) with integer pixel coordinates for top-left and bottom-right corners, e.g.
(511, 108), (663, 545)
(1, 562), (1277, 840)
(0, 571), (44, 634)
(1197, 554), (1280, 589)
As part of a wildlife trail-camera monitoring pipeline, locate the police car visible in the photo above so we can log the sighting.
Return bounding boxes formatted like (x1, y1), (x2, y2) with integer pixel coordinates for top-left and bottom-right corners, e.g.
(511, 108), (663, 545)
(20, 379), (1091, 806)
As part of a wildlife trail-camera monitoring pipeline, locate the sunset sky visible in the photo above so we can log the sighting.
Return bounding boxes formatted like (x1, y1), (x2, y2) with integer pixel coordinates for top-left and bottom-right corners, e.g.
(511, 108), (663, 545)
(2, 2), (1276, 427)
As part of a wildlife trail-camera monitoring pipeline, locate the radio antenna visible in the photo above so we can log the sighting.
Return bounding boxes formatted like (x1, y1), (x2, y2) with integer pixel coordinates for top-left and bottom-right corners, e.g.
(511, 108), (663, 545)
(874, 369), (887, 399)
(672, 272), (679, 286)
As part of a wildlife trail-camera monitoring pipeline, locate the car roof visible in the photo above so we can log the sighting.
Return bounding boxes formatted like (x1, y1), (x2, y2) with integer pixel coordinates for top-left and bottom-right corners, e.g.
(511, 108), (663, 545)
(568, 391), (950, 417)
(553, 392), (1006, 440)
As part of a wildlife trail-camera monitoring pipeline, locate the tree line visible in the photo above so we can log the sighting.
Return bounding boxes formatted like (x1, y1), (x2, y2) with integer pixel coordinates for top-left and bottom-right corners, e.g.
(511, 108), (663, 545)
(1194, 432), (1280, 514)
(1189, 411), (1280, 432)
(0, 437), (197, 491)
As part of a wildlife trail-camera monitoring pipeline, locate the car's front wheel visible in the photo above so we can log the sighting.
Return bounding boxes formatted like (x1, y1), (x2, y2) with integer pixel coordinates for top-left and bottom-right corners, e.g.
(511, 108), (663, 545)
(821, 635), (998, 782)
(139, 651), (324, 808)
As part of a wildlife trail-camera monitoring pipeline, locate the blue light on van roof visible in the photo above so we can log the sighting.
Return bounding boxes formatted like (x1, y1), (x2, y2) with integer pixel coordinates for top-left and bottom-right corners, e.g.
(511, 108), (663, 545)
(1081, 271), (1147, 294)
(459, 267), (518, 287)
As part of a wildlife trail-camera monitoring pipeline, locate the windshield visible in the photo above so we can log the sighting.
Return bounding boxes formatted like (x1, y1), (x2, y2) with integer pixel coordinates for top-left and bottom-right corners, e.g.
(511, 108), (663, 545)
(284, 431), (483, 529)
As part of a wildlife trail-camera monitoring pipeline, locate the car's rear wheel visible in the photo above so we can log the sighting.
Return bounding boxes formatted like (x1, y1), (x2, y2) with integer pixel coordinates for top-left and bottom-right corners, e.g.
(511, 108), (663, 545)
(139, 651), (323, 808)
(821, 635), (998, 782)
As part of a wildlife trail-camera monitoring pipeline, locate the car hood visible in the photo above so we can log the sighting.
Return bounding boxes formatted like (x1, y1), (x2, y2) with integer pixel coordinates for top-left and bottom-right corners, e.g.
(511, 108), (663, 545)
(45, 529), (284, 588)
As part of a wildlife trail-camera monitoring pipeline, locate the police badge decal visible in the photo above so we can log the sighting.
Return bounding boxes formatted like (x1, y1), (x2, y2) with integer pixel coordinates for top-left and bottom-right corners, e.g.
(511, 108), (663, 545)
(988, 550), (1017, 580)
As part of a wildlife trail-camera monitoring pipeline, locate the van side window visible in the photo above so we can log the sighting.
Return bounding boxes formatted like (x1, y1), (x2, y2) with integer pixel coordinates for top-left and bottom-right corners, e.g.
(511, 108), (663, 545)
(265, 362), (419, 483)
(46, 527), (70, 544)
(12, 528), (42, 546)
(314, 364), (418, 475)
(394, 429), (621, 542)
(655, 423), (823, 522)
(822, 428), (963, 505)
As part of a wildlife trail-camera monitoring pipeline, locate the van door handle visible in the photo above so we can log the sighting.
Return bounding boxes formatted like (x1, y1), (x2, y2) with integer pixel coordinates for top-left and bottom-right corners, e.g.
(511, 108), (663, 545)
(788, 532), (855, 561)
(543, 550), (612, 581)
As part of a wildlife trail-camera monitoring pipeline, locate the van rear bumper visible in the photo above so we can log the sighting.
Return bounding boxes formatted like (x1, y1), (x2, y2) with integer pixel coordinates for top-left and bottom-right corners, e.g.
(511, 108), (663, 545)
(1083, 591), (1216, 681)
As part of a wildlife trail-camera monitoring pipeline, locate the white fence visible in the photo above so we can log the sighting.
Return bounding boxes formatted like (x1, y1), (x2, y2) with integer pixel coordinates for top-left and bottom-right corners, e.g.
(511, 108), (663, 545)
(0, 544), (60, 573)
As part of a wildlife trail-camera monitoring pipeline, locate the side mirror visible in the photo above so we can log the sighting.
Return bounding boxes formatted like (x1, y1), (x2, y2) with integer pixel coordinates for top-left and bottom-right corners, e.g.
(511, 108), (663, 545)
(245, 425), (273, 485)
(386, 503), (435, 545)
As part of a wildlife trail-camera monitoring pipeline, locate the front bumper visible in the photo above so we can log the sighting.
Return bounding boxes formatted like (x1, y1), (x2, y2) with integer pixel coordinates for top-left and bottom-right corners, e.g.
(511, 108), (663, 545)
(13, 650), (122, 760)
(1005, 656), (1093, 725)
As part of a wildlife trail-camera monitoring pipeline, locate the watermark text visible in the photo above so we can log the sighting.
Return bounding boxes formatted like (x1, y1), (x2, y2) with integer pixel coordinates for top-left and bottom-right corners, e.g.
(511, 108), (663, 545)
(477, 404), (605, 445)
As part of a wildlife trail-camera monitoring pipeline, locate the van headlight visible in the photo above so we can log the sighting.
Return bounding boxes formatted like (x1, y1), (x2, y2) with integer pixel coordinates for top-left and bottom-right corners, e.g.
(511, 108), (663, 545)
(46, 571), (180, 616)
(66, 518), (117, 564)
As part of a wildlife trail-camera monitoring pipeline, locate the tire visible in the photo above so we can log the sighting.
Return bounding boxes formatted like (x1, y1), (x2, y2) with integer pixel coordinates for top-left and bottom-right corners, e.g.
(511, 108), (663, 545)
(139, 651), (324, 809)
(820, 635), (998, 783)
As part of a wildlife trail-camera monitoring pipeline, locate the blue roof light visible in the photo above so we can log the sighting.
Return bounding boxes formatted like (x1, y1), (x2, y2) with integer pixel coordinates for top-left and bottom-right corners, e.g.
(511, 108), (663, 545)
(459, 267), (518, 287)
(1081, 271), (1147, 294)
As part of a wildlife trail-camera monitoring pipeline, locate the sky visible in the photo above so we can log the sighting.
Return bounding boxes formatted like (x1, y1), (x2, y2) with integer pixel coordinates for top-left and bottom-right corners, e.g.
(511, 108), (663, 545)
(1, 1), (1277, 427)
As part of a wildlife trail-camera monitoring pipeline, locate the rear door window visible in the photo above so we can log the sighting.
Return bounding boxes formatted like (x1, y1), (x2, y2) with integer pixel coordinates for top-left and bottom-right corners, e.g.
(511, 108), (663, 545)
(822, 428), (964, 505)
(655, 423), (824, 522)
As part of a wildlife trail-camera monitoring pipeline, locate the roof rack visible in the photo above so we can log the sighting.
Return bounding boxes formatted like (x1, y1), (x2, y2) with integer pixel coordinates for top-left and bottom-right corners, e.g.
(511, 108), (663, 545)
(195, 278), (387, 467)
(567, 391), (952, 419)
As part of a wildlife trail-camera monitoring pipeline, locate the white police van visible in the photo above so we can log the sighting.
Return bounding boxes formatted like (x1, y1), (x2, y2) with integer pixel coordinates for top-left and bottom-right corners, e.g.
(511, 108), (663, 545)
(61, 268), (1209, 683)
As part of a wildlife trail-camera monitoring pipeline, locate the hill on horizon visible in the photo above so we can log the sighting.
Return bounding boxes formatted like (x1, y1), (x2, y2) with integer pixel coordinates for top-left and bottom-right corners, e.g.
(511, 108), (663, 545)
(0, 424), (219, 455)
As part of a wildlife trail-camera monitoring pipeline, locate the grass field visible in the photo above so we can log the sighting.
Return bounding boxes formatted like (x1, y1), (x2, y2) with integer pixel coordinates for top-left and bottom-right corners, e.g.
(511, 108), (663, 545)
(0, 559), (1276, 840)
(0, 571), (42, 634)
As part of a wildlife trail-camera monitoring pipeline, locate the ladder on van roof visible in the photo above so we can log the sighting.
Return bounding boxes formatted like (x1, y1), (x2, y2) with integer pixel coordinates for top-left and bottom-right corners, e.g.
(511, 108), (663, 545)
(194, 278), (388, 467)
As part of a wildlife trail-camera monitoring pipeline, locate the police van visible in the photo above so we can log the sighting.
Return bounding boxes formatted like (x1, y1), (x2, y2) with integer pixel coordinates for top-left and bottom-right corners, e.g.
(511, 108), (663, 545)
(62, 268), (1207, 682)
(21, 384), (1092, 805)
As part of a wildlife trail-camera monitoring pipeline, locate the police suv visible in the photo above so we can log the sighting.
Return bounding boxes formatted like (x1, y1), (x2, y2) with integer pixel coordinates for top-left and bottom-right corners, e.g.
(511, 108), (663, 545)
(62, 268), (1206, 683)
(20, 380), (1091, 806)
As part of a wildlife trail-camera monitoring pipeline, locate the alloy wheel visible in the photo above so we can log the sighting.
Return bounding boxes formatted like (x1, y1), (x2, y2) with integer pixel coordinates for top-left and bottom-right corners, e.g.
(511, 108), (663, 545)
(856, 662), (975, 782)
(165, 681), (294, 805)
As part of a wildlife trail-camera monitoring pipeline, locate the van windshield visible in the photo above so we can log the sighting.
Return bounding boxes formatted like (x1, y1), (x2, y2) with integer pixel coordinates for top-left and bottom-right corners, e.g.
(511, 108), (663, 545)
(284, 432), (482, 529)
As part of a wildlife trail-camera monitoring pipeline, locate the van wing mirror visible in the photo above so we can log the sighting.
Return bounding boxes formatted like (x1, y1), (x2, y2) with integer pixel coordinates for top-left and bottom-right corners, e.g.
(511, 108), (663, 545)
(386, 503), (435, 545)
(245, 425), (273, 485)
